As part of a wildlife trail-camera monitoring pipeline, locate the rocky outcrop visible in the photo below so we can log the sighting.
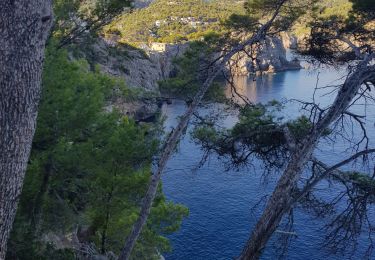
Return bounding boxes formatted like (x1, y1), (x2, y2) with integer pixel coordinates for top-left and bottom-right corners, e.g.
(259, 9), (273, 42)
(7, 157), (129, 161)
(71, 39), (173, 121)
(280, 32), (298, 49)
(89, 36), (300, 88)
(92, 39), (188, 91)
(74, 39), (189, 121)
(89, 41), (158, 91)
(228, 36), (302, 76)
(104, 98), (160, 123)
(74, 36), (300, 120)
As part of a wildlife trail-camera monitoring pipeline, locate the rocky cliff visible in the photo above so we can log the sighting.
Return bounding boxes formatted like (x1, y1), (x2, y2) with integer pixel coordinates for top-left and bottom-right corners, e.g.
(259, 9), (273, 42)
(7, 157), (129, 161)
(87, 36), (300, 91)
(228, 36), (301, 75)
(73, 35), (300, 120)
(71, 38), (189, 121)
(280, 32), (299, 49)
(90, 39), (188, 91)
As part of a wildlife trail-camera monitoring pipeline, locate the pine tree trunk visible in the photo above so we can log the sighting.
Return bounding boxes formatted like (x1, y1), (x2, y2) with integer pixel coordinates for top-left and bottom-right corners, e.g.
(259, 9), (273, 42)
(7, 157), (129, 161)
(238, 144), (316, 259)
(238, 56), (375, 259)
(0, 1), (53, 258)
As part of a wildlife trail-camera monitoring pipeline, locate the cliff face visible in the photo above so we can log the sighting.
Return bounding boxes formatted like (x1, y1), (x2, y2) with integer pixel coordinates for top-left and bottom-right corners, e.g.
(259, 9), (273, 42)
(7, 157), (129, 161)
(77, 36), (300, 120)
(228, 36), (301, 75)
(93, 40), (188, 91)
(280, 32), (298, 49)
(77, 39), (188, 121)
(92, 36), (300, 90)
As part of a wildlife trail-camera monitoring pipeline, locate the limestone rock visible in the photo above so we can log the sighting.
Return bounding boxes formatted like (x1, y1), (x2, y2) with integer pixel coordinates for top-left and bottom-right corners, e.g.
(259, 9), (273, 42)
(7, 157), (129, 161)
(228, 36), (302, 76)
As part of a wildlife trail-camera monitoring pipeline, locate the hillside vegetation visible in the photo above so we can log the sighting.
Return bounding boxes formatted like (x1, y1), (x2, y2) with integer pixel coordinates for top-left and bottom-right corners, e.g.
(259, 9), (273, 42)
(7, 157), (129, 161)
(105, 0), (352, 45)
(292, 0), (353, 37)
(104, 0), (244, 44)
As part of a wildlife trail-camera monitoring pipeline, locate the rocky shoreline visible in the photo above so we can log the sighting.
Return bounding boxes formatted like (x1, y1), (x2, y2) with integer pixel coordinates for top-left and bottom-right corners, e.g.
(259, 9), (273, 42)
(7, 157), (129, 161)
(98, 34), (301, 91)
(228, 36), (301, 75)
(75, 34), (301, 122)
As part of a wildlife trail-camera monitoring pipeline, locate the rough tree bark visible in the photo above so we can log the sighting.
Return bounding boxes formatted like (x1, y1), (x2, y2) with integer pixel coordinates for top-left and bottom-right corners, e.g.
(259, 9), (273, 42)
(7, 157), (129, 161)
(118, 2), (288, 259)
(0, 1), (53, 258)
(238, 54), (375, 259)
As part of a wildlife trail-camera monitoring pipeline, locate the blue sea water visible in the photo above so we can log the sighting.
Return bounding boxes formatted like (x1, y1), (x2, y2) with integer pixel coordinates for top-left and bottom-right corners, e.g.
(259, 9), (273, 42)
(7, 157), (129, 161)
(161, 68), (375, 260)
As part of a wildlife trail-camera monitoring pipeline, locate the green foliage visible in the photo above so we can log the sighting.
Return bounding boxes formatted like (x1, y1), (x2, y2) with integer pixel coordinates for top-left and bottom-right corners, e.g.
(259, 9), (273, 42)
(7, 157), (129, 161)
(54, 0), (80, 21)
(347, 171), (375, 195)
(245, 0), (283, 16)
(298, 0), (374, 63)
(7, 48), (187, 259)
(106, 0), (311, 44)
(224, 14), (258, 32)
(287, 116), (313, 141)
(193, 101), (333, 168)
(104, 0), (244, 44)
(240, 0), (311, 33)
(53, 0), (133, 47)
(193, 102), (287, 167)
(350, 0), (375, 12)
(159, 37), (226, 102)
(291, 0), (352, 38)
(233, 102), (283, 136)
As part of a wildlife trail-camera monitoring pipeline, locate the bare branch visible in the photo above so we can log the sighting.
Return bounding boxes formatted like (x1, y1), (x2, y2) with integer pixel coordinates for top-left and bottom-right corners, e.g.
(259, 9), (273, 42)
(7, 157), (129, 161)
(298, 148), (375, 201)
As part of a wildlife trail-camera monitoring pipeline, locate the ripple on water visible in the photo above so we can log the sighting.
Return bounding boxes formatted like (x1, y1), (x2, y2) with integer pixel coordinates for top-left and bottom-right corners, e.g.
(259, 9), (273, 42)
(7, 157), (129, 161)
(162, 68), (375, 260)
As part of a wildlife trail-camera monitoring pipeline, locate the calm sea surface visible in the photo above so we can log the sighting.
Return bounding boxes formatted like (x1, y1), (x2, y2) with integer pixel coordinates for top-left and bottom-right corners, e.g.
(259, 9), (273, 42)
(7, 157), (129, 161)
(161, 67), (375, 260)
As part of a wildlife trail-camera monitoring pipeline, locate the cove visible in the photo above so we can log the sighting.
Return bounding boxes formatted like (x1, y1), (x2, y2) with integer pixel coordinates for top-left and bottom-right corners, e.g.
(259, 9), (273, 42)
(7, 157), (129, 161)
(161, 68), (375, 260)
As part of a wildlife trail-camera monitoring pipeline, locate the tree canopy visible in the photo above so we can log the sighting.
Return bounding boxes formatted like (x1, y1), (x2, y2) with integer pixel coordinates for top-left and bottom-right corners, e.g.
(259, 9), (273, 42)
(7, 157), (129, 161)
(7, 45), (187, 259)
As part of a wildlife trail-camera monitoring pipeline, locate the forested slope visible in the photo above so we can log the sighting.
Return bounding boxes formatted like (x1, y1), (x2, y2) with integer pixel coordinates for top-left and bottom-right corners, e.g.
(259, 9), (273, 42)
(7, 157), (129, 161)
(5, 1), (189, 259)
(105, 0), (244, 44)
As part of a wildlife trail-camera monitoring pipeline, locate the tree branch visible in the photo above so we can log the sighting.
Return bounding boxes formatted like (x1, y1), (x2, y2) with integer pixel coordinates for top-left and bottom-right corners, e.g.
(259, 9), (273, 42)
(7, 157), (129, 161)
(118, 1), (289, 258)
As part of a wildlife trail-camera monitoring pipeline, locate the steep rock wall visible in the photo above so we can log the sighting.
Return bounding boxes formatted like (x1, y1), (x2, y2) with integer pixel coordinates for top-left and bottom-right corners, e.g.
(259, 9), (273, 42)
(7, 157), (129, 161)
(228, 36), (301, 76)
(76, 36), (300, 120)
(94, 40), (188, 91)
(92, 36), (300, 90)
